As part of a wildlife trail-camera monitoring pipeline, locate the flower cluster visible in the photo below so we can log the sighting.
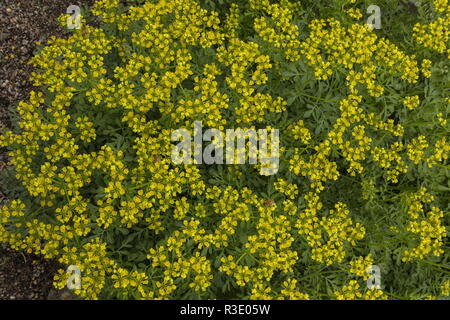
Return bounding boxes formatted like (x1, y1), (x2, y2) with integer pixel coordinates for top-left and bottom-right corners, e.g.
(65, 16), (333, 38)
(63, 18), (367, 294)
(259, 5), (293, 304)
(0, 0), (449, 300)
(413, 0), (450, 58)
(334, 280), (388, 300)
(401, 189), (446, 262)
(349, 255), (374, 280)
